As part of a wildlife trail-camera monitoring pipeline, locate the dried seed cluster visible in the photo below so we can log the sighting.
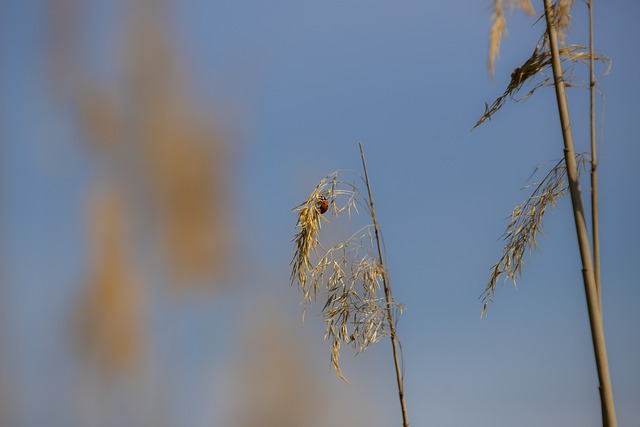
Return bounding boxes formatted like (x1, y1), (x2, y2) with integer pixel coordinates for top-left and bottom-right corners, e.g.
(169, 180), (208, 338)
(476, 41), (609, 129)
(481, 153), (589, 316)
(291, 171), (403, 381)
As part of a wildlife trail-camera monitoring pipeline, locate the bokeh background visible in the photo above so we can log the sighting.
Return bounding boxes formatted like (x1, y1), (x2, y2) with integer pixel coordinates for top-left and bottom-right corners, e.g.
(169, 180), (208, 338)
(1, 1), (639, 426)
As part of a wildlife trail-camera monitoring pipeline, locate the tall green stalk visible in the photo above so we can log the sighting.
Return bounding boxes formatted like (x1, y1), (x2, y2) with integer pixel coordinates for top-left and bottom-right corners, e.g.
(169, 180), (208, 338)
(542, 1), (616, 426)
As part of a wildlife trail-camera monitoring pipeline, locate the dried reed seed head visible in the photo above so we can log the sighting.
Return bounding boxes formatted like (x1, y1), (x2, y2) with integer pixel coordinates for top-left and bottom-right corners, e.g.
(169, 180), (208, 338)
(291, 172), (402, 381)
(485, 0), (580, 77)
(291, 171), (363, 298)
(476, 39), (610, 128)
(488, 0), (536, 76)
(481, 154), (589, 316)
(554, 0), (575, 45)
(322, 260), (392, 383)
(291, 202), (325, 301)
(517, 0), (535, 15)
(489, 1), (507, 77)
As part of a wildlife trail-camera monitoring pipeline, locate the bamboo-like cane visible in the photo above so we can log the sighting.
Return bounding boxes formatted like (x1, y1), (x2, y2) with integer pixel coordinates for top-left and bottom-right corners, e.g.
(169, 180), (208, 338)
(587, 0), (602, 306)
(587, 2), (606, 423)
(359, 142), (410, 427)
(542, 2), (616, 426)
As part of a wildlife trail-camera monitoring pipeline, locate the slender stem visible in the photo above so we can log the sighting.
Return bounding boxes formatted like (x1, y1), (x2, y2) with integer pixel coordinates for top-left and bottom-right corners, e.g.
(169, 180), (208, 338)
(359, 142), (410, 427)
(542, 2), (616, 426)
(588, 1), (605, 421)
(587, 0), (602, 306)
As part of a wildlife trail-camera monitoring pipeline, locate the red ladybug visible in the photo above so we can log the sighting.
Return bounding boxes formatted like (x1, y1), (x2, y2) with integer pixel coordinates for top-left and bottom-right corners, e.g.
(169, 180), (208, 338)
(318, 196), (329, 214)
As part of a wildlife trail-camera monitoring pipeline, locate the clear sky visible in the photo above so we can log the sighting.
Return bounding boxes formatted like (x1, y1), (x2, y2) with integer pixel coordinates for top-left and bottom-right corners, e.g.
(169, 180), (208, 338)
(1, 1), (639, 427)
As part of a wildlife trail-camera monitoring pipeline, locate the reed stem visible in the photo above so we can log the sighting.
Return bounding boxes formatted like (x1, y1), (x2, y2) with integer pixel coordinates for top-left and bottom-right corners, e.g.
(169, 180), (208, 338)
(359, 142), (410, 427)
(542, 2), (616, 425)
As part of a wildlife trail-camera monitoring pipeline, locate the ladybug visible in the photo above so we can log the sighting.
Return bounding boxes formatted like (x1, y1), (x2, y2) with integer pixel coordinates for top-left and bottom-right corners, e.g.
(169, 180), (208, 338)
(318, 196), (329, 214)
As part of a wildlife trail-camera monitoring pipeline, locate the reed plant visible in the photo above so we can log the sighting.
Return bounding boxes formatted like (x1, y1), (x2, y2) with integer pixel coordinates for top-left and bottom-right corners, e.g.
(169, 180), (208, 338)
(291, 143), (410, 427)
(476, 1), (616, 425)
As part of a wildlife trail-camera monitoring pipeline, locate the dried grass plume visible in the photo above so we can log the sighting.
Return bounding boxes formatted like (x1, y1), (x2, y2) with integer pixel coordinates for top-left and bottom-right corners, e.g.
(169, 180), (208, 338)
(476, 38), (609, 128)
(488, 0), (536, 76)
(291, 171), (403, 381)
(481, 154), (589, 316)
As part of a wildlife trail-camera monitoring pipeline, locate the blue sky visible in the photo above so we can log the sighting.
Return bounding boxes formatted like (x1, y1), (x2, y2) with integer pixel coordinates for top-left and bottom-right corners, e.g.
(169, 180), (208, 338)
(1, 1), (639, 426)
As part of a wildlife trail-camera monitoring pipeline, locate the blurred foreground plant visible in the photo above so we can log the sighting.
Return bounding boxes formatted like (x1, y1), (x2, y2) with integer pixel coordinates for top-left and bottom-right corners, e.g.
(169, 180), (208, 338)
(291, 143), (409, 427)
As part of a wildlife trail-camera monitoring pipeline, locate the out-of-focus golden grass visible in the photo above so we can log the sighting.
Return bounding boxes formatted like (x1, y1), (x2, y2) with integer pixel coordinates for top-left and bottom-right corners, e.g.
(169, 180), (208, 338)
(487, 0), (578, 77)
(74, 187), (146, 376)
(225, 300), (380, 427)
(0, 1), (390, 425)
(76, 3), (232, 289)
(51, 0), (234, 400)
(56, 0), (233, 381)
(488, 0), (535, 76)
(142, 97), (231, 285)
(229, 310), (322, 427)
